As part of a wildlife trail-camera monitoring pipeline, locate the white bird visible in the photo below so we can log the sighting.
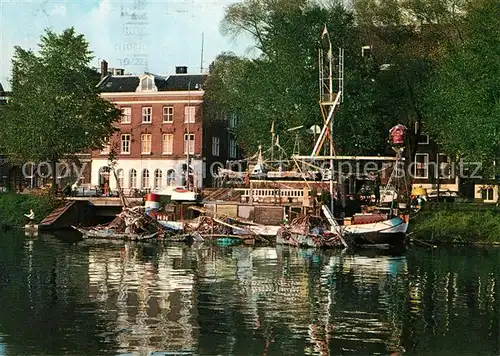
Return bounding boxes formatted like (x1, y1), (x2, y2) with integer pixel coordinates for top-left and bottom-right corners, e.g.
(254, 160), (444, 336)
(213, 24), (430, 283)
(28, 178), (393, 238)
(24, 209), (35, 220)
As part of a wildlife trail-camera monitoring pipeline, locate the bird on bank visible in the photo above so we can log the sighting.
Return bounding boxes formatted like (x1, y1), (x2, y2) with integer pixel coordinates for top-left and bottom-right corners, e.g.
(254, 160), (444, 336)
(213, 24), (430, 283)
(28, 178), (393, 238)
(24, 209), (35, 221)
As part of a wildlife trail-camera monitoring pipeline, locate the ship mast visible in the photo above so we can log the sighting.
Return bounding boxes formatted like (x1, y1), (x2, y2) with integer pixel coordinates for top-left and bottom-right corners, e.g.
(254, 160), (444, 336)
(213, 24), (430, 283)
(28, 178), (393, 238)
(313, 25), (344, 215)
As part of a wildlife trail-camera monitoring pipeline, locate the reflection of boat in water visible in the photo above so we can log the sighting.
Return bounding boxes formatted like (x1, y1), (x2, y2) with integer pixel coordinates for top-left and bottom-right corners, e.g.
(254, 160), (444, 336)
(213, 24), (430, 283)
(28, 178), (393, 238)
(73, 226), (159, 241)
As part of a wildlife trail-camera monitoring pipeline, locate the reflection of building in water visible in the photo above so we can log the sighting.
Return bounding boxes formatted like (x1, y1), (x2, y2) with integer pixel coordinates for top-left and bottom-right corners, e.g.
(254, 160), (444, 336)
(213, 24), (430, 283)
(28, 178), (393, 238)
(87, 244), (196, 354)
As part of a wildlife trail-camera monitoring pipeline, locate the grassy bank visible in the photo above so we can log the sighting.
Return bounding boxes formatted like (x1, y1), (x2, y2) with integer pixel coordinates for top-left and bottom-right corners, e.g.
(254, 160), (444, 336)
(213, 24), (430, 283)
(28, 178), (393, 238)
(0, 193), (59, 229)
(412, 205), (500, 244)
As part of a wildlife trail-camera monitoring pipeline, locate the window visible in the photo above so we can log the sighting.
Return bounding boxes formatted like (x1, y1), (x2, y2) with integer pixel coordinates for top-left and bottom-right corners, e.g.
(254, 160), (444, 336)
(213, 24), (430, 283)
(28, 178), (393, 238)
(414, 153), (429, 179)
(163, 106), (174, 123)
(142, 107), (152, 123)
(121, 134), (131, 154)
(184, 134), (195, 154)
(141, 134), (151, 154)
(162, 134), (173, 155)
(229, 139), (237, 158)
(438, 154), (451, 179)
(141, 169), (150, 188)
(229, 113), (237, 128)
(129, 169), (137, 188)
(101, 141), (111, 155)
(154, 169), (162, 189)
(167, 169), (176, 186)
(116, 169), (124, 189)
(482, 187), (494, 201)
(212, 136), (220, 156)
(184, 106), (195, 123)
(121, 107), (131, 124)
(141, 77), (153, 91)
(418, 132), (429, 144)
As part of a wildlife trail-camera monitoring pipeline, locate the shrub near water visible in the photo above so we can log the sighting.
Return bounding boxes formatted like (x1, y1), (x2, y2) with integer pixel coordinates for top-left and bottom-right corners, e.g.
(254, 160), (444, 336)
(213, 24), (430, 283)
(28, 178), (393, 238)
(412, 209), (500, 244)
(0, 193), (58, 229)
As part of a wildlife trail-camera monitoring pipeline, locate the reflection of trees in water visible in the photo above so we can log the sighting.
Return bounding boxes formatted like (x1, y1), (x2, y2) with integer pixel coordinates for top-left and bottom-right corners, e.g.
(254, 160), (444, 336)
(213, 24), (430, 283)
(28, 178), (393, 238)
(1, 233), (498, 356)
(0, 232), (118, 355)
(404, 247), (500, 354)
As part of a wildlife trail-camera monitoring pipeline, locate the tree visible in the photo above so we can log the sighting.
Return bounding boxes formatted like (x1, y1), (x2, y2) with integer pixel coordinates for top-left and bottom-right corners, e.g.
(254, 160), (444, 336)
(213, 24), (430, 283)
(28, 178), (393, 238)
(208, 0), (381, 156)
(423, 0), (500, 178)
(351, 0), (471, 159)
(0, 28), (121, 191)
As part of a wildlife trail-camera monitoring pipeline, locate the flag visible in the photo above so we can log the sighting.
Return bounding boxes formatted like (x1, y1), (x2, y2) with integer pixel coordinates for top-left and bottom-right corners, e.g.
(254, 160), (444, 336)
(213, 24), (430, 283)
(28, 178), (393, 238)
(321, 25), (328, 39)
(270, 120), (275, 135)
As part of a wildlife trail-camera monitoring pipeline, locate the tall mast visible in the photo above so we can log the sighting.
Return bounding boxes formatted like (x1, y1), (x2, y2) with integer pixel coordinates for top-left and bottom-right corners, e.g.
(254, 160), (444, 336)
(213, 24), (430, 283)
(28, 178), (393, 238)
(200, 32), (204, 73)
(313, 25), (345, 216)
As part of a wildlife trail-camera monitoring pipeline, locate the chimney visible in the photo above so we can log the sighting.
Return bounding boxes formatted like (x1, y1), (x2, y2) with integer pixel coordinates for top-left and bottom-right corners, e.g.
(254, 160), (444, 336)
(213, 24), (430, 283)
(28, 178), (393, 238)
(100, 60), (108, 79)
(175, 66), (187, 74)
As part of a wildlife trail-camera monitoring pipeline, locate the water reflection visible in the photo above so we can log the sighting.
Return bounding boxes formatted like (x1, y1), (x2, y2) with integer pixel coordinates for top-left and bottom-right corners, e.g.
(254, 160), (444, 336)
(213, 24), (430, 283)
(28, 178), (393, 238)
(0, 231), (498, 355)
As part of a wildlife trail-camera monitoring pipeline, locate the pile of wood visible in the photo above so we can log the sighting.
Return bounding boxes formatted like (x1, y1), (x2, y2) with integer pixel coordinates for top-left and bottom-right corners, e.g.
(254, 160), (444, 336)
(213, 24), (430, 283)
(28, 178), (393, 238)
(97, 206), (166, 235)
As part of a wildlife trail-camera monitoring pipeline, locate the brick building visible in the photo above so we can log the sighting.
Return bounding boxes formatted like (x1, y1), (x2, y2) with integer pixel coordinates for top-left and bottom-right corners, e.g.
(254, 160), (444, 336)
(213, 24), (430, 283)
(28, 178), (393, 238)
(92, 61), (237, 193)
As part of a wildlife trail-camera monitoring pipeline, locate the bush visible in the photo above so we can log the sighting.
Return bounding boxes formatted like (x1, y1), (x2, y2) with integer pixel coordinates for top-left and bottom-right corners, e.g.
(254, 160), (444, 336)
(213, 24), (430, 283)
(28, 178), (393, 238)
(412, 209), (500, 244)
(0, 193), (59, 229)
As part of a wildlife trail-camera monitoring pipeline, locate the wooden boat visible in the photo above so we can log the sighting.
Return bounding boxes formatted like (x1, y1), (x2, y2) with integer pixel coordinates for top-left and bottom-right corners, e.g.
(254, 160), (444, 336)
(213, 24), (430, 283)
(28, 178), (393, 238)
(343, 215), (408, 247)
(276, 215), (345, 249)
(73, 226), (159, 241)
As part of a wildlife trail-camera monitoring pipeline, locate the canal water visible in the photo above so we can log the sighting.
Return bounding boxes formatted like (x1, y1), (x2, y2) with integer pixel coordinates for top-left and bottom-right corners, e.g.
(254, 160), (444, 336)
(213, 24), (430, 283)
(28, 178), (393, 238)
(0, 231), (498, 355)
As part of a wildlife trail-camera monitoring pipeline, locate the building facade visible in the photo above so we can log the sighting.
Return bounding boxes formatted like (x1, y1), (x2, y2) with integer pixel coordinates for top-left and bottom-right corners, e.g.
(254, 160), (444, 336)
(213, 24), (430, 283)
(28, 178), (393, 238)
(92, 62), (236, 193)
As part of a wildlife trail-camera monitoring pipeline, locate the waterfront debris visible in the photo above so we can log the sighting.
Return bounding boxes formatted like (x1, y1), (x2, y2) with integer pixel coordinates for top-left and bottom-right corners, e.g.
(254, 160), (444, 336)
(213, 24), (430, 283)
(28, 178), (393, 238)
(276, 214), (344, 248)
(73, 206), (168, 240)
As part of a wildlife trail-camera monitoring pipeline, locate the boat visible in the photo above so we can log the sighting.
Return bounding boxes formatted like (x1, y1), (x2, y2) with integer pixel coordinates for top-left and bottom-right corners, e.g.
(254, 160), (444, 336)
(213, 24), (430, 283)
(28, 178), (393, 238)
(73, 226), (159, 241)
(342, 215), (408, 246)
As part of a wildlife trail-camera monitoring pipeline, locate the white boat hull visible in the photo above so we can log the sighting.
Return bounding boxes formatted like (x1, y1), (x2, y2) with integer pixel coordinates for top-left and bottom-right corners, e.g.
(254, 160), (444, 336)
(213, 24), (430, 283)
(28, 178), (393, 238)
(343, 217), (408, 246)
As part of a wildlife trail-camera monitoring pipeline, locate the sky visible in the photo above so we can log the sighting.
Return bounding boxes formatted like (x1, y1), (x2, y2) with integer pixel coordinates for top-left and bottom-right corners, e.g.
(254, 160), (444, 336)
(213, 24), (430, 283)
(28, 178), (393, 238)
(0, 0), (256, 90)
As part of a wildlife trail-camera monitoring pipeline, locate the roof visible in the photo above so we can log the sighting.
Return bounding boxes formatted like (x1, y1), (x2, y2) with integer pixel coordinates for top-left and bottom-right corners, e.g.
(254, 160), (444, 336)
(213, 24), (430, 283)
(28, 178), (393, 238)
(98, 73), (207, 93)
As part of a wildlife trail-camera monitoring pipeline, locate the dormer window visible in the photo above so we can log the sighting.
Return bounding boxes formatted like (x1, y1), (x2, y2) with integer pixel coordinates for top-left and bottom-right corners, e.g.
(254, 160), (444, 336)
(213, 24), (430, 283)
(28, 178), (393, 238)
(141, 77), (153, 91)
(136, 75), (158, 92)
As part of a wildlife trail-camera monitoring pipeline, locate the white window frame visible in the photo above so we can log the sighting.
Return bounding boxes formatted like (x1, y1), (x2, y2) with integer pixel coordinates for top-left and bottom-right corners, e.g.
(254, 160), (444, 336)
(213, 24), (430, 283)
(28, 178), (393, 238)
(141, 169), (150, 189)
(142, 107), (152, 123)
(418, 132), (429, 145)
(141, 134), (152, 154)
(482, 187), (495, 202)
(229, 113), (237, 128)
(100, 140), (111, 155)
(414, 153), (429, 179)
(166, 169), (176, 186)
(437, 153), (452, 179)
(212, 136), (220, 156)
(116, 169), (124, 189)
(121, 134), (131, 154)
(184, 133), (195, 154)
(184, 106), (195, 123)
(141, 77), (153, 91)
(129, 169), (137, 188)
(229, 139), (237, 158)
(163, 106), (174, 123)
(162, 134), (173, 155)
(154, 169), (162, 189)
(121, 107), (131, 124)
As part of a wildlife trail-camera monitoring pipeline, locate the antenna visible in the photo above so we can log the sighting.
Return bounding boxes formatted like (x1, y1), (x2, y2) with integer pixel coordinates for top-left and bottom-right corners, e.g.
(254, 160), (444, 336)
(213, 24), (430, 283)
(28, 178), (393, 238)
(200, 32), (204, 73)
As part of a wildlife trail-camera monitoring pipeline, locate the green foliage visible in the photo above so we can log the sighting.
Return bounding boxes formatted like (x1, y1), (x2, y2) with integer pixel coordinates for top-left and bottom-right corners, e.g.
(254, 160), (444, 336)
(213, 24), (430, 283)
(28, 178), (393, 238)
(412, 207), (500, 244)
(423, 0), (500, 176)
(0, 28), (121, 166)
(0, 193), (58, 229)
(207, 0), (384, 156)
(207, 0), (477, 158)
